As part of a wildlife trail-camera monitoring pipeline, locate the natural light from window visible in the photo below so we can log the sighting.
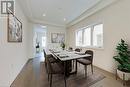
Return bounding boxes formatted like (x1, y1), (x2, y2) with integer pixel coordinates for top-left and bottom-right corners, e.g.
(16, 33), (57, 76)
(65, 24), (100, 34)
(93, 24), (103, 47)
(84, 27), (91, 46)
(42, 36), (46, 47)
(76, 30), (83, 46)
(76, 23), (103, 48)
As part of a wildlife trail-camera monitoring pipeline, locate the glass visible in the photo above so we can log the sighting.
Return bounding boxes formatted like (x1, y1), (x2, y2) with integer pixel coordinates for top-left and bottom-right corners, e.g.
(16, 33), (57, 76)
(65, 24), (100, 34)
(93, 24), (103, 47)
(84, 27), (91, 46)
(76, 30), (83, 46)
(42, 37), (46, 47)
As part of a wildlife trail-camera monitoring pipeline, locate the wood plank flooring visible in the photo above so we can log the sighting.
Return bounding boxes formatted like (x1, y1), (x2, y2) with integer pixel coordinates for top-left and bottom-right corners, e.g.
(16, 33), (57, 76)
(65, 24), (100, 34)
(11, 53), (130, 87)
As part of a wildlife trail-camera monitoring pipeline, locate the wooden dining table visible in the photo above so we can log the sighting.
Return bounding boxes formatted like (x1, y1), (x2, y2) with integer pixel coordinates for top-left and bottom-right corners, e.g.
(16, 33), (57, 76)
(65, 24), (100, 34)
(45, 49), (91, 76)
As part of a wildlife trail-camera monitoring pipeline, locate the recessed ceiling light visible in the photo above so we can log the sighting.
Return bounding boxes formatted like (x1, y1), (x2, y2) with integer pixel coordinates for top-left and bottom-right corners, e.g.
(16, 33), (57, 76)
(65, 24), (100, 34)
(43, 13), (46, 17)
(41, 25), (46, 28)
(64, 18), (66, 21)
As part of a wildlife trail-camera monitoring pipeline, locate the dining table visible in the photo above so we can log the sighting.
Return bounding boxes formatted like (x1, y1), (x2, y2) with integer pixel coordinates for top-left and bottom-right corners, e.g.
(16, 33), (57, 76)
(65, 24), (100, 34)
(45, 49), (91, 76)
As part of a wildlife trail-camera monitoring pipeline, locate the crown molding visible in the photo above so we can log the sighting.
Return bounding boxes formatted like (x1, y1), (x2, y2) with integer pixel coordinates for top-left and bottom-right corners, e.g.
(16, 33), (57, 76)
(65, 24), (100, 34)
(30, 18), (66, 28)
(67, 0), (119, 27)
(18, 0), (119, 28)
(18, 0), (66, 27)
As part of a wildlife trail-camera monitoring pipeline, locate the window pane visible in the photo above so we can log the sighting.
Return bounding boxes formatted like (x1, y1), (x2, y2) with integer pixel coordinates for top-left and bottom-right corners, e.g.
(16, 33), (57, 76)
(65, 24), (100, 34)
(93, 24), (103, 47)
(84, 27), (91, 46)
(42, 37), (46, 47)
(76, 30), (83, 46)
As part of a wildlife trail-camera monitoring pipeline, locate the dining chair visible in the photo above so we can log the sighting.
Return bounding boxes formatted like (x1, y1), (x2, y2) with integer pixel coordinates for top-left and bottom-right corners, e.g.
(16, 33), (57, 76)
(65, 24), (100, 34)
(76, 50), (93, 77)
(75, 48), (81, 52)
(68, 47), (73, 51)
(72, 48), (82, 68)
(43, 49), (58, 72)
(46, 55), (66, 87)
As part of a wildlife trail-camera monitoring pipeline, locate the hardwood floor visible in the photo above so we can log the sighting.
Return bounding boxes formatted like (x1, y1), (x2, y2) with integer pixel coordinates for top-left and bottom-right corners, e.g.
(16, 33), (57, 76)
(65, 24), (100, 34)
(40, 62), (105, 87)
(11, 53), (130, 87)
(90, 67), (130, 87)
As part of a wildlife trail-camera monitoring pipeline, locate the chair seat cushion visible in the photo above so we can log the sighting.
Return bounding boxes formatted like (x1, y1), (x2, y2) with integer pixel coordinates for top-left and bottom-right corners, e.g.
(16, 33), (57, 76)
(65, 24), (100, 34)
(48, 57), (57, 63)
(77, 58), (91, 65)
(51, 63), (64, 74)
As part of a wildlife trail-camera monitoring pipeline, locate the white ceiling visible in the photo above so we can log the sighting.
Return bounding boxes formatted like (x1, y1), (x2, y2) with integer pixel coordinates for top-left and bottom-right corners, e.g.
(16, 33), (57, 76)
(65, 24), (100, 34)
(18, 0), (118, 27)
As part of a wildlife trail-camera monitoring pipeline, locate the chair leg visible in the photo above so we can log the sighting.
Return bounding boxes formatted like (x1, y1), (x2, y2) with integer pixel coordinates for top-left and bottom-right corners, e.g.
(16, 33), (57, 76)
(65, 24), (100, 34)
(76, 60), (78, 74)
(64, 75), (66, 87)
(91, 64), (93, 74)
(45, 62), (47, 71)
(63, 61), (67, 87)
(50, 74), (52, 87)
(72, 60), (74, 69)
(85, 65), (87, 78)
(48, 73), (49, 81)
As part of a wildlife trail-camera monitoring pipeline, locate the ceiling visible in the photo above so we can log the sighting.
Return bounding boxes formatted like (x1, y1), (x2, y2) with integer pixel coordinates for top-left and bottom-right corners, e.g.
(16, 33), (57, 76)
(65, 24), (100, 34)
(18, 0), (118, 27)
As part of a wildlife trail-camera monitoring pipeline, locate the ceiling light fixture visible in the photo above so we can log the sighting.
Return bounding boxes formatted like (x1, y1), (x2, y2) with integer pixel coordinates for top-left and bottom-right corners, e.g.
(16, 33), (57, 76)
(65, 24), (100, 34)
(64, 18), (66, 21)
(43, 13), (46, 17)
(41, 25), (46, 28)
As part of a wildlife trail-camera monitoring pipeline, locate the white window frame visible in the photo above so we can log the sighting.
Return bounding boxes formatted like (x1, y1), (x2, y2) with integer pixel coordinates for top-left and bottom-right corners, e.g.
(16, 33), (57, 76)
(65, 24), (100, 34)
(75, 23), (103, 49)
(75, 28), (84, 46)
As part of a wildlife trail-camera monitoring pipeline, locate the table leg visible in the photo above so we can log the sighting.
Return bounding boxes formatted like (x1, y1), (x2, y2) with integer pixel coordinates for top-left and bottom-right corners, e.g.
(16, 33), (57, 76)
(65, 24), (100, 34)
(67, 59), (77, 75)
(64, 61), (70, 77)
(75, 59), (77, 74)
(63, 59), (78, 77)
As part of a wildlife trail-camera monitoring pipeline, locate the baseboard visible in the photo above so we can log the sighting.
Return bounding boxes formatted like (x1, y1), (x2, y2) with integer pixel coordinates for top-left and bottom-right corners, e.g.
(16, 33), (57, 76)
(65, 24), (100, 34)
(10, 59), (32, 87)
(94, 65), (115, 77)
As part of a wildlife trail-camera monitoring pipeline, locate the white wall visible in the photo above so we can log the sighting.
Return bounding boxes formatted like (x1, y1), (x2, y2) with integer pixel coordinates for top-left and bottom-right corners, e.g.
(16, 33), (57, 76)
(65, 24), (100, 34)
(27, 23), (66, 58)
(67, 0), (130, 73)
(27, 22), (34, 58)
(46, 25), (66, 49)
(0, 0), (29, 86)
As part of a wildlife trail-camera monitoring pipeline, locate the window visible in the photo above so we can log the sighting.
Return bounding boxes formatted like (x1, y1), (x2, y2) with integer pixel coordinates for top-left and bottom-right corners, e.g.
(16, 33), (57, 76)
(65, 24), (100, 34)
(42, 36), (46, 47)
(76, 30), (83, 46)
(93, 24), (103, 47)
(76, 23), (103, 48)
(84, 27), (91, 46)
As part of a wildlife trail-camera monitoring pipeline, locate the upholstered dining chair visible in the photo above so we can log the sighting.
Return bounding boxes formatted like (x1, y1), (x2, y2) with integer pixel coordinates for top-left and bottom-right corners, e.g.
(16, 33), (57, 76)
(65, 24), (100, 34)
(75, 48), (81, 52)
(68, 47), (73, 51)
(43, 49), (57, 72)
(76, 50), (93, 77)
(46, 55), (66, 87)
(72, 48), (82, 68)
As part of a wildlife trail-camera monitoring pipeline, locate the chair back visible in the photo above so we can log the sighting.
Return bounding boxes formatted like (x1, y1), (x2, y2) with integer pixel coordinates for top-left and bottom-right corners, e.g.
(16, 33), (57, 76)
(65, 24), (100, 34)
(43, 49), (46, 58)
(75, 48), (81, 52)
(85, 50), (93, 63)
(43, 49), (47, 62)
(69, 47), (73, 51)
(46, 53), (53, 74)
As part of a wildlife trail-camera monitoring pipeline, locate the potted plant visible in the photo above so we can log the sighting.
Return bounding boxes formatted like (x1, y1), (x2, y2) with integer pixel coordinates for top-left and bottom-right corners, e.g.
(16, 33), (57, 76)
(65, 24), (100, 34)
(113, 39), (130, 80)
(60, 42), (65, 50)
(36, 42), (40, 53)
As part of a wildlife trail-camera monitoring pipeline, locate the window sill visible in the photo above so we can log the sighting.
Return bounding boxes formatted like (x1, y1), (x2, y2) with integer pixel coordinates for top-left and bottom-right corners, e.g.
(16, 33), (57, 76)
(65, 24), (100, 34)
(76, 46), (104, 50)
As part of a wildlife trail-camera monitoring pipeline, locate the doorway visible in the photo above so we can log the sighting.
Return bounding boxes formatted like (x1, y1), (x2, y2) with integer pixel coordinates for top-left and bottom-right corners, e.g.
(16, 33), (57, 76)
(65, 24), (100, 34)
(34, 25), (46, 58)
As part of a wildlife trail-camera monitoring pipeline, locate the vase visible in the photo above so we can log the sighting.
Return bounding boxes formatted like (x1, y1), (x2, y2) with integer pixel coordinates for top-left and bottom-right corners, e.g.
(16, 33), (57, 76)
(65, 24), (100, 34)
(116, 69), (130, 81)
